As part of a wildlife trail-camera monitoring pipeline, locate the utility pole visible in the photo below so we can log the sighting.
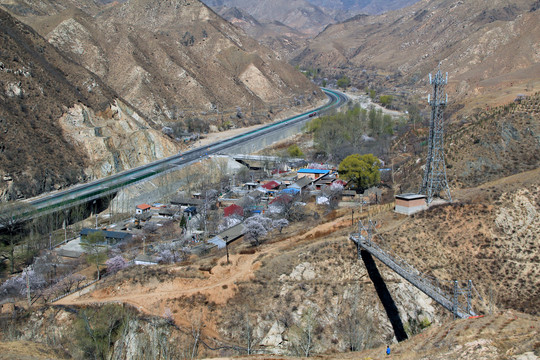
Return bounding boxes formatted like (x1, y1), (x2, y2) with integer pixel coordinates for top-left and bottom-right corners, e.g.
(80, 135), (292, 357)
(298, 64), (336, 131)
(26, 267), (31, 308)
(224, 236), (230, 265)
(143, 236), (146, 255)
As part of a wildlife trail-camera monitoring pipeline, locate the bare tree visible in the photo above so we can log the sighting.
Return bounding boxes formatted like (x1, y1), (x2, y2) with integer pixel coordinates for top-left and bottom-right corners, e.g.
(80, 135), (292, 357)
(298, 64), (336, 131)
(0, 202), (34, 273)
(242, 308), (261, 355)
(272, 218), (289, 233)
(339, 289), (371, 352)
(81, 231), (107, 280)
(289, 307), (318, 357)
(189, 314), (203, 360)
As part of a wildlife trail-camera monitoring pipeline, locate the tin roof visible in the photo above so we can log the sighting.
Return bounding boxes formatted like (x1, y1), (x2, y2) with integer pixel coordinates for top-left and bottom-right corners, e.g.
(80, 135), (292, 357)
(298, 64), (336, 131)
(290, 176), (312, 189)
(395, 193), (427, 200)
(262, 180), (280, 190)
(80, 228), (132, 240)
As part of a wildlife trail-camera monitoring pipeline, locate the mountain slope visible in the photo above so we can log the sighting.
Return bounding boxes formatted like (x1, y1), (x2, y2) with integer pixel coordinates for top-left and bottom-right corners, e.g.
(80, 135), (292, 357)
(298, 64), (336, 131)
(219, 6), (310, 59)
(202, 0), (333, 35)
(294, 0), (540, 112)
(0, 8), (178, 200)
(5, 0), (323, 126)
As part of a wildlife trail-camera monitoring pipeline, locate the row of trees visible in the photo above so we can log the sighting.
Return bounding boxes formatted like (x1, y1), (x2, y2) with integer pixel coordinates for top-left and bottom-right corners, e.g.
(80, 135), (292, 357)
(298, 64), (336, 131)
(306, 105), (396, 161)
(0, 200), (96, 276)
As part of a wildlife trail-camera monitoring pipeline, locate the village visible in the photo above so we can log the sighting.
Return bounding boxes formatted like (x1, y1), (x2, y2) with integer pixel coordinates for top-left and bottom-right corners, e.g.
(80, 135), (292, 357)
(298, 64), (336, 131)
(54, 161), (382, 266)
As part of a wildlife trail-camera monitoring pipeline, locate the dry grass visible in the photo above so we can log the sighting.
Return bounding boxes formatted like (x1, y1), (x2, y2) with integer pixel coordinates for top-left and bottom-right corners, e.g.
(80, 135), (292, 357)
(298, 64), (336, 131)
(0, 340), (71, 359)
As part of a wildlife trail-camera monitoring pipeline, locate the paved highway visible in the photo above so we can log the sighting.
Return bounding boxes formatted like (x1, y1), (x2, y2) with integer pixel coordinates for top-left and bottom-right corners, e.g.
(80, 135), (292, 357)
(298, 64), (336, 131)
(14, 88), (348, 218)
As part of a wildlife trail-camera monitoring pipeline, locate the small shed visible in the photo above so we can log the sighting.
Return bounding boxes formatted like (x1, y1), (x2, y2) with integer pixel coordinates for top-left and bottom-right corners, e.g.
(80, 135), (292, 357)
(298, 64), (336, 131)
(217, 223), (246, 244)
(342, 190), (357, 199)
(224, 204), (244, 217)
(170, 196), (203, 207)
(135, 204), (151, 214)
(244, 182), (259, 190)
(394, 193), (427, 215)
(134, 254), (159, 266)
(158, 208), (178, 218)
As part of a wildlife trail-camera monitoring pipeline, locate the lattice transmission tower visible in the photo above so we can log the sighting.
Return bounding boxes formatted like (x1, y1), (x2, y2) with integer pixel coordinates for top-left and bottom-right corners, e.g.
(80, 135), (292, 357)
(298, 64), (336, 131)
(420, 66), (452, 204)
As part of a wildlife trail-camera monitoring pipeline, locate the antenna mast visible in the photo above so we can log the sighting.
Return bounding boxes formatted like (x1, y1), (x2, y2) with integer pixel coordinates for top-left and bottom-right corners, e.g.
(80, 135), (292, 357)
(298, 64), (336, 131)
(420, 65), (452, 204)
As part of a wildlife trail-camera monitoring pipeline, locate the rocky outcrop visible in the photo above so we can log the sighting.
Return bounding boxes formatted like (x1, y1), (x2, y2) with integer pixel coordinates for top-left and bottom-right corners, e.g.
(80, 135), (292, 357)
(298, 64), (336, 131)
(6, 0), (323, 126)
(0, 8), (180, 199)
(58, 101), (179, 180)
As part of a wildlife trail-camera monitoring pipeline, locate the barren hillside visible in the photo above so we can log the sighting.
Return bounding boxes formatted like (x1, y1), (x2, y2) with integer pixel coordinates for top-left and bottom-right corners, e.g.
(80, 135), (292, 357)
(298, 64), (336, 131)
(392, 92), (540, 196)
(218, 6), (310, 60)
(294, 0), (540, 114)
(0, 8), (179, 200)
(3, 0), (324, 126)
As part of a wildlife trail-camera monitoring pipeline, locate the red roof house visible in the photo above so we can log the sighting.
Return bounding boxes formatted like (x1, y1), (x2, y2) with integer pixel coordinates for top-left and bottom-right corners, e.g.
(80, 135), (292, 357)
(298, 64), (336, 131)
(262, 181), (280, 190)
(224, 204), (244, 217)
(135, 204), (151, 214)
(269, 194), (293, 205)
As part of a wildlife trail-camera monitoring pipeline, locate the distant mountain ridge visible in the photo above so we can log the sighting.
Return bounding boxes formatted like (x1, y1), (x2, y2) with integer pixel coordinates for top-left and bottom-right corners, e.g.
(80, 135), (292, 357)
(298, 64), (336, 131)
(308, 0), (421, 15)
(294, 0), (540, 113)
(202, 0), (333, 35)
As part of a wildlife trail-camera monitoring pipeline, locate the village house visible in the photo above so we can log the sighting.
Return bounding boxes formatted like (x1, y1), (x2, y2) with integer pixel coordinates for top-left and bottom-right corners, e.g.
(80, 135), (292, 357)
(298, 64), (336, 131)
(223, 203), (244, 217)
(80, 228), (133, 246)
(135, 203), (151, 214)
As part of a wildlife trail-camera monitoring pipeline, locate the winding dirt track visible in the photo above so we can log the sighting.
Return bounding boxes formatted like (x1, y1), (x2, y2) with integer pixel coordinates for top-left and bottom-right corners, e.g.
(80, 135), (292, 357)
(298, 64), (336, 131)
(54, 215), (353, 332)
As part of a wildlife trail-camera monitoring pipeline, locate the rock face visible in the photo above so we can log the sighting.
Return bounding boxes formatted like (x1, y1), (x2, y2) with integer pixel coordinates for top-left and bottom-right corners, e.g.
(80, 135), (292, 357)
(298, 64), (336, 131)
(0, 0), (323, 199)
(58, 101), (178, 180)
(0, 8), (178, 200)
(6, 0), (323, 125)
